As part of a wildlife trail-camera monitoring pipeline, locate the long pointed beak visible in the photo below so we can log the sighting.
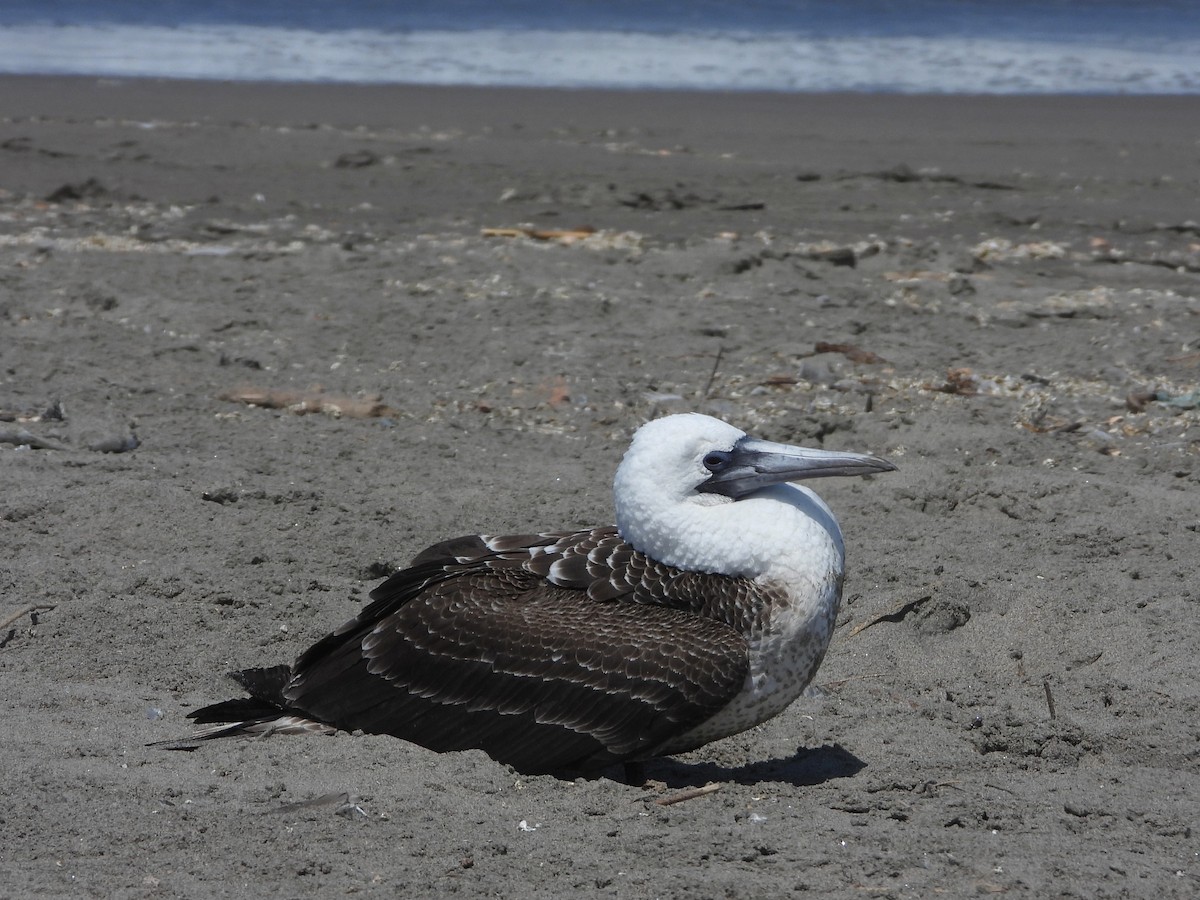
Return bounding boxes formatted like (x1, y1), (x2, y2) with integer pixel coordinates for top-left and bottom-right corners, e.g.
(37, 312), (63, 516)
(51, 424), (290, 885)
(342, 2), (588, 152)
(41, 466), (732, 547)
(698, 436), (897, 500)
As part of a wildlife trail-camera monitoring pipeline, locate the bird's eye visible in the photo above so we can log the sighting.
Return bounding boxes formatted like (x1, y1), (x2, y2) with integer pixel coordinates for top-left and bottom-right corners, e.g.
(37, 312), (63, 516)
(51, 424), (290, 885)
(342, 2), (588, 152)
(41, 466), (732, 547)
(703, 450), (732, 472)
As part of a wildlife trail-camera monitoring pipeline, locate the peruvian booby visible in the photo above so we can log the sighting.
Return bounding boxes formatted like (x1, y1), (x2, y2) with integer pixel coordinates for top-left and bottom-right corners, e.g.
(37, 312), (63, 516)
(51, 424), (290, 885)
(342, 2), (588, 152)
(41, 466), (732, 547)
(170, 413), (895, 774)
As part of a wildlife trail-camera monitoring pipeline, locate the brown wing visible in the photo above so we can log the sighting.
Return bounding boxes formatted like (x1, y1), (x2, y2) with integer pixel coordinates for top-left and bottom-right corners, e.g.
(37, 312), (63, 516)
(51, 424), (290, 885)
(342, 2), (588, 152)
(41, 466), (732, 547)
(281, 529), (751, 773)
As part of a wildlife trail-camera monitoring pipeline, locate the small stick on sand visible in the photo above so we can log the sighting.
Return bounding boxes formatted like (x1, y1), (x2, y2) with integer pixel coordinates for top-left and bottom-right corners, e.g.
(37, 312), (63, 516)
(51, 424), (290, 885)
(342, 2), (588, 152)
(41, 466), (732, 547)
(653, 783), (721, 807)
(0, 604), (56, 633)
(1043, 677), (1057, 720)
(847, 595), (932, 638)
(702, 345), (725, 400)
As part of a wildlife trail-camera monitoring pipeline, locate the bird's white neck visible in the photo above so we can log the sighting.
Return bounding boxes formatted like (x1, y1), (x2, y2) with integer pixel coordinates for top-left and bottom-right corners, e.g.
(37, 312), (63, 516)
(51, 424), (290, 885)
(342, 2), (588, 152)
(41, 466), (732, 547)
(615, 482), (845, 585)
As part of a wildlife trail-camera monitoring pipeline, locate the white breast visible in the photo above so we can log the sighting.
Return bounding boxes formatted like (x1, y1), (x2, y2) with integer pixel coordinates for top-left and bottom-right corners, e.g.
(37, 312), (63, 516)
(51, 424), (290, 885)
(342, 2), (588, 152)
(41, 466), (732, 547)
(657, 486), (847, 755)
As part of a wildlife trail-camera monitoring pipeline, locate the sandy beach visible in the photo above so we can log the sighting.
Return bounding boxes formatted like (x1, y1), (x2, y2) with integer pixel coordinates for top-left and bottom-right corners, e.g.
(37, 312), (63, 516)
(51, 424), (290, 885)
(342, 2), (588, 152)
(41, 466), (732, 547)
(2, 76), (1198, 897)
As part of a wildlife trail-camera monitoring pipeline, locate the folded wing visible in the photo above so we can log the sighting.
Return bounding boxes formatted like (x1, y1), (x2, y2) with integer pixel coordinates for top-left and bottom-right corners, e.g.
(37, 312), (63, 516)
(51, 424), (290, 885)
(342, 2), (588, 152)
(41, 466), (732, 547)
(275, 529), (750, 773)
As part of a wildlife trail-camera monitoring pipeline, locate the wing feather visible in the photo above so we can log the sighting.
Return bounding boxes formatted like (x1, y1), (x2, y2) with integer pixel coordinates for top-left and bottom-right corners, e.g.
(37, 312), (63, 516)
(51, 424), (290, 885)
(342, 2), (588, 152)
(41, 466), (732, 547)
(277, 529), (753, 772)
(175, 529), (766, 773)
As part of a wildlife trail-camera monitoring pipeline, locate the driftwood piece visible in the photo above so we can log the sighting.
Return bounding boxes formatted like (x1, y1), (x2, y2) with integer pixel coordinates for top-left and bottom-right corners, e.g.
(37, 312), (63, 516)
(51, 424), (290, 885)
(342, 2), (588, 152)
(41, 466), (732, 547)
(219, 387), (397, 419)
(0, 427), (69, 451)
(482, 226), (597, 244)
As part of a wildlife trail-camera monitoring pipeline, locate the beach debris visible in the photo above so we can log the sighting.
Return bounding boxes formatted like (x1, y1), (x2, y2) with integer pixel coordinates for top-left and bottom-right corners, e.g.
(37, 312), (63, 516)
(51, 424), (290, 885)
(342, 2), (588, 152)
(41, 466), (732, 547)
(883, 269), (954, 284)
(971, 237), (1066, 262)
(702, 346), (725, 399)
(45, 177), (111, 203)
(793, 239), (885, 267)
(760, 374), (798, 388)
(946, 274), (976, 295)
(0, 427), (69, 451)
(925, 368), (1039, 399)
(202, 219), (258, 236)
(1, 400), (138, 452)
(848, 595), (933, 638)
(802, 245), (855, 267)
(0, 603), (55, 649)
(1019, 415), (1084, 435)
(925, 368), (996, 396)
(0, 399), (64, 424)
(1042, 678), (1057, 721)
(267, 792), (360, 816)
(1068, 650), (1104, 671)
(837, 163), (1014, 190)
(503, 376), (572, 410)
(482, 225), (596, 244)
(219, 386), (397, 418)
(1, 136), (33, 152)
(1091, 236), (1200, 273)
(1027, 288), (1115, 319)
(333, 149), (380, 168)
(806, 342), (889, 365)
(653, 783), (722, 807)
(600, 142), (691, 158)
(481, 226), (644, 253)
(517, 819), (541, 832)
(1158, 220), (1200, 236)
(543, 376), (571, 408)
(1160, 389), (1200, 410)
(1126, 387), (1200, 413)
(618, 187), (711, 210)
(1126, 390), (1158, 413)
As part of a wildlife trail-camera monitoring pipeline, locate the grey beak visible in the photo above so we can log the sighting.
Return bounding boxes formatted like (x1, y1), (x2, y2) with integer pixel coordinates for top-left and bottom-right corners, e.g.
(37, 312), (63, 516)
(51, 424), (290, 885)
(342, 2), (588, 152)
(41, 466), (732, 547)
(698, 436), (897, 500)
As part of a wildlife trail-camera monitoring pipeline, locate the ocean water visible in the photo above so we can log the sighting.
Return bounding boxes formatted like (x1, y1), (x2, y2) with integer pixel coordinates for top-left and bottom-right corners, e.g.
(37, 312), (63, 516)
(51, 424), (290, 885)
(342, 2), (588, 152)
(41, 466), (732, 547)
(0, 1), (1198, 93)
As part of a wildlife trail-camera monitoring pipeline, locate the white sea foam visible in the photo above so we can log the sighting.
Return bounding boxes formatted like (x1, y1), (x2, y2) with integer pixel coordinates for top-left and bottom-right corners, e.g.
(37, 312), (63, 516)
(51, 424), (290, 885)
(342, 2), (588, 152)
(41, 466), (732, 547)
(0, 23), (1197, 93)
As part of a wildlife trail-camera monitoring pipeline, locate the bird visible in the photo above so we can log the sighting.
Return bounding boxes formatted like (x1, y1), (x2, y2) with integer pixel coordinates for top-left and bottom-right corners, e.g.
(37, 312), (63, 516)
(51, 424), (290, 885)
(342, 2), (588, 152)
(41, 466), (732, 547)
(164, 413), (895, 775)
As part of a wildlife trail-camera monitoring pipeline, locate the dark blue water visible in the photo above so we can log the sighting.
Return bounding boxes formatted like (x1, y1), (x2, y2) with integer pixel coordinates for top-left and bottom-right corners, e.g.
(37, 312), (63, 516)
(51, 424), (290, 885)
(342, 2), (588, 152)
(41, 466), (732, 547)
(3, 0), (1195, 40)
(1, 0), (1197, 92)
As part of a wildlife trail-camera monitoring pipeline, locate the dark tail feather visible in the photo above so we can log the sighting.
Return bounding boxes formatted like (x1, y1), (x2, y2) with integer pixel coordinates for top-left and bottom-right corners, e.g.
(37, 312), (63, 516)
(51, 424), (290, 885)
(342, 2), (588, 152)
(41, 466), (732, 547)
(230, 665), (292, 706)
(150, 664), (335, 750)
(185, 697), (285, 725)
(186, 665), (293, 723)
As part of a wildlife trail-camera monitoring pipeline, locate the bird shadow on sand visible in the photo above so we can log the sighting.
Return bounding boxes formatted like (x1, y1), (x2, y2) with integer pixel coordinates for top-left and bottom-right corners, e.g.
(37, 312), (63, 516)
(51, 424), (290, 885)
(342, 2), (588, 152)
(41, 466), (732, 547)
(591, 743), (866, 789)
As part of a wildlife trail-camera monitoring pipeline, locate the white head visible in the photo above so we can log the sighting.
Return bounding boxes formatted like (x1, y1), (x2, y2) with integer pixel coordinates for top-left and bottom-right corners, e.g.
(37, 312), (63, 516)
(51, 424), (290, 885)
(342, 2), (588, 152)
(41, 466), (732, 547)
(613, 413), (894, 579)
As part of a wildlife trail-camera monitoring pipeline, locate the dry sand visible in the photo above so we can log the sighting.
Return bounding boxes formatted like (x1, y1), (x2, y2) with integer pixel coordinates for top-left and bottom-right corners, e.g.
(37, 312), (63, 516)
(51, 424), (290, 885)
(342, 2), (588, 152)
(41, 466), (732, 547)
(1, 77), (1198, 898)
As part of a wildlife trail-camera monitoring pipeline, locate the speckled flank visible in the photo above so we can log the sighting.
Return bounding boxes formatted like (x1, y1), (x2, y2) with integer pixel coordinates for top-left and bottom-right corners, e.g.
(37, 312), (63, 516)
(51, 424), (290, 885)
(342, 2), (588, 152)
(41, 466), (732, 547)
(660, 569), (843, 755)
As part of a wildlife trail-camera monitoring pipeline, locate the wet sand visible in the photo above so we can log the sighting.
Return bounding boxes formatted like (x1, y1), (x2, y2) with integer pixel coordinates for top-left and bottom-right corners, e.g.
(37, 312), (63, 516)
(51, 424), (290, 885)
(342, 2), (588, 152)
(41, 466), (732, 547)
(2, 76), (1198, 898)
